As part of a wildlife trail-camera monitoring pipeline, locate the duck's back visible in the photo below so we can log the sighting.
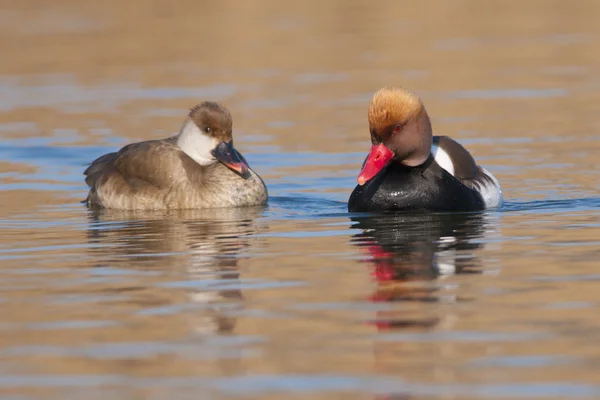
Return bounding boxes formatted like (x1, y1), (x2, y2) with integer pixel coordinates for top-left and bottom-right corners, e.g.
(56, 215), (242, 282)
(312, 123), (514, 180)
(432, 136), (502, 209)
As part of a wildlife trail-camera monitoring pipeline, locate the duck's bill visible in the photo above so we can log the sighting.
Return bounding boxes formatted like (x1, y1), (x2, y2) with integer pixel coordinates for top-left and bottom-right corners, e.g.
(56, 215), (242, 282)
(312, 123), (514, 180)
(212, 141), (251, 179)
(357, 144), (394, 186)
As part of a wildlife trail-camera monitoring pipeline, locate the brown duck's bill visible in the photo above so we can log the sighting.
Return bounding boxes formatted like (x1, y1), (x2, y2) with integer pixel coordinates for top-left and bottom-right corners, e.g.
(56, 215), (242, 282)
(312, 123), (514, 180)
(357, 144), (394, 186)
(212, 141), (251, 179)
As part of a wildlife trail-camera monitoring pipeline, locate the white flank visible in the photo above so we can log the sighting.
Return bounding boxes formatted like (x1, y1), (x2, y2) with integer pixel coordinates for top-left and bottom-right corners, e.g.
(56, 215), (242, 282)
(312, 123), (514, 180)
(177, 118), (219, 166)
(431, 144), (455, 176)
(479, 167), (503, 209)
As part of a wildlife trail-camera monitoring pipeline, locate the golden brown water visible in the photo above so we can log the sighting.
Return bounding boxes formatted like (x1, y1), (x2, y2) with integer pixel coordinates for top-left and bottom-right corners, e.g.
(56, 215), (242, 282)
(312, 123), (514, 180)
(2, 1), (600, 398)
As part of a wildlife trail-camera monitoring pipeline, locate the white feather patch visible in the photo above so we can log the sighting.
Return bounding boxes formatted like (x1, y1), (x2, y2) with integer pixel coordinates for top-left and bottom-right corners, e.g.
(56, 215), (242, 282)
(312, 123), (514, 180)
(479, 167), (503, 209)
(431, 144), (455, 176)
(177, 118), (219, 166)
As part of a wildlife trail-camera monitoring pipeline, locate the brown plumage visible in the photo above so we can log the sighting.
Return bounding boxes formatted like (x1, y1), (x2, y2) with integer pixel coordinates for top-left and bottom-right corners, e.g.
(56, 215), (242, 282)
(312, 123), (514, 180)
(188, 102), (233, 142)
(83, 102), (268, 210)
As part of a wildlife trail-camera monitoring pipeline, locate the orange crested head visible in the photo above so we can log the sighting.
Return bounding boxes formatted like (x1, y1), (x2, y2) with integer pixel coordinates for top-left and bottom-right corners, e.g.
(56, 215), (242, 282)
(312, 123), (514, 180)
(367, 87), (424, 138)
(357, 87), (433, 186)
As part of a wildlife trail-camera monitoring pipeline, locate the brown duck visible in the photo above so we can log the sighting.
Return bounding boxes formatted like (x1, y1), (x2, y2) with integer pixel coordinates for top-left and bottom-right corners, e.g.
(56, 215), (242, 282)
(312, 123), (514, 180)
(84, 102), (268, 210)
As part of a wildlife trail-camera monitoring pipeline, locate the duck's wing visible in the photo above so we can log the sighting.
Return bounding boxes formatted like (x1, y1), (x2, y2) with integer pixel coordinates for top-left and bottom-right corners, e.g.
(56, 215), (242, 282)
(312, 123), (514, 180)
(432, 136), (502, 208)
(432, 136), (479, 181)
(84, 137), (185, 190)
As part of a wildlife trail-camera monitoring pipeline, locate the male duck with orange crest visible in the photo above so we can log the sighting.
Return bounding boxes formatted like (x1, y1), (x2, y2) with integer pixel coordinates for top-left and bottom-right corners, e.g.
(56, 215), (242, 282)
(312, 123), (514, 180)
(348, 87), (502, 213)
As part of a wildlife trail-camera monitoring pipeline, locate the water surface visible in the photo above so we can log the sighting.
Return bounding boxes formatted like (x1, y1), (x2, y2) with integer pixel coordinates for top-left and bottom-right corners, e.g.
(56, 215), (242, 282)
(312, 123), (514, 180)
(2, 1), (600, 399)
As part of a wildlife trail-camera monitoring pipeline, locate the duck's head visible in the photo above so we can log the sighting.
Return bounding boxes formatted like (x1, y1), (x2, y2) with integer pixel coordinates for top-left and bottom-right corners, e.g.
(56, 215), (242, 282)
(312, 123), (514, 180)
(178, 101), (250, 179)
(357, 87), (433, 186)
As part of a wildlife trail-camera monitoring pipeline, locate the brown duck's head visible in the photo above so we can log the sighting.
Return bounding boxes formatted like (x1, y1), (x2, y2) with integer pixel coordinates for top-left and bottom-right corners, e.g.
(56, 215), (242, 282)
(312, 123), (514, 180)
(178, 101), (250, 179)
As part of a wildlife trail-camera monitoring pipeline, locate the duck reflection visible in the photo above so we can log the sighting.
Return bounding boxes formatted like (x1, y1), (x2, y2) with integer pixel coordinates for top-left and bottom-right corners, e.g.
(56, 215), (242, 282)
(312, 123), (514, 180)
(86, 207), (267, 335)
(350, 212), (496, 330)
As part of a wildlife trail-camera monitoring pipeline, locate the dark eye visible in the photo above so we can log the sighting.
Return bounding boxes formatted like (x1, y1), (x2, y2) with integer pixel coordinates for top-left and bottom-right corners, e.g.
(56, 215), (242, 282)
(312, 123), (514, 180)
(205, 127), (212, 134)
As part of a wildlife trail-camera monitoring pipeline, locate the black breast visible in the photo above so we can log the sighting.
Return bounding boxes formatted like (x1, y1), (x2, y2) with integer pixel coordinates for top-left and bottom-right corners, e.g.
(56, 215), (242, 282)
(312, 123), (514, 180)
(348, 156), (485, 213)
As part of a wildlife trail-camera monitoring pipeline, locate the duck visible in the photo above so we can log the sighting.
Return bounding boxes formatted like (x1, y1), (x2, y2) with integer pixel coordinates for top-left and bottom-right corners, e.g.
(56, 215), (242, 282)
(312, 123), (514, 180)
(84, 101), (268, 210)
(348, 87), (502, 213)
